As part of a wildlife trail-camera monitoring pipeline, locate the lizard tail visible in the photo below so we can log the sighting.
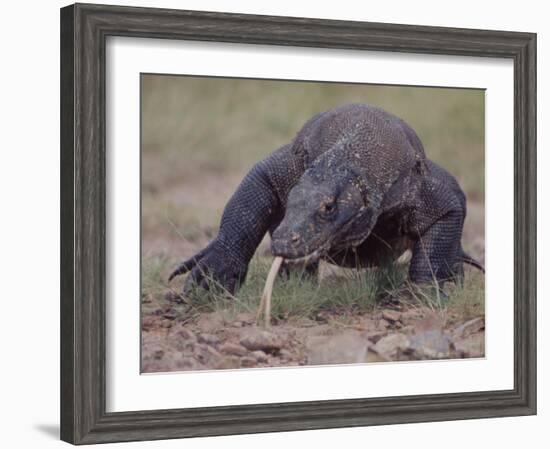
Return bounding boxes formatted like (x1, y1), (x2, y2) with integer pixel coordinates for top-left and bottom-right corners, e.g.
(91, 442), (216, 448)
(459, 249), (485, 274)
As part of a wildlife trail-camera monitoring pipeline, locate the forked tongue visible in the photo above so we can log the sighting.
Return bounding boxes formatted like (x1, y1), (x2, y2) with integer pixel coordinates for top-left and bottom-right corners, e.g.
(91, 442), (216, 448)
(256, 256), (284, 327)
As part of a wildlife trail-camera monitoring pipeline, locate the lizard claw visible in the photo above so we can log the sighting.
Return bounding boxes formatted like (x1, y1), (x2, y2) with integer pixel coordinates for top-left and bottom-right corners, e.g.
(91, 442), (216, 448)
(169, 239), (248, 296)
(168, 244), (211, 282)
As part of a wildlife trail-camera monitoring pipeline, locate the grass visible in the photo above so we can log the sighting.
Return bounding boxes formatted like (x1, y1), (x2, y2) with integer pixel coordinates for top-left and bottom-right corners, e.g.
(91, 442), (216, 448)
(445, 274), (485, 322)
(142, 254), (485, 324)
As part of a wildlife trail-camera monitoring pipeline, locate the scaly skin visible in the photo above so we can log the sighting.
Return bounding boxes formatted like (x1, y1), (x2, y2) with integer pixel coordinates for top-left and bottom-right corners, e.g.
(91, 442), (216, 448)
(169, 104), (483, 294)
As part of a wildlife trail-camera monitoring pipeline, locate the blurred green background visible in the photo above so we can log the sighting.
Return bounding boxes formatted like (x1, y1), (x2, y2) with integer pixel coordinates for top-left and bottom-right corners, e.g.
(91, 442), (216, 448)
(141, 75), (485, 263)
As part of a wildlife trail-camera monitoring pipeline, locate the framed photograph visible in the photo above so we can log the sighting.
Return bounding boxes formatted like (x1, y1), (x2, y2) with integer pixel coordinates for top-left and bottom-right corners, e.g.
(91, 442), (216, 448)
(60, 3), (536, 444)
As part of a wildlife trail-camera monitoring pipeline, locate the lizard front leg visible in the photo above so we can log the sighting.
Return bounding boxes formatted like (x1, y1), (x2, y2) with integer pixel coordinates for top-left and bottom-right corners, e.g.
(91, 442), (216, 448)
(408, 159), (470, 288)
(409, 208), (464, 285)
(169, 144), (303, 295)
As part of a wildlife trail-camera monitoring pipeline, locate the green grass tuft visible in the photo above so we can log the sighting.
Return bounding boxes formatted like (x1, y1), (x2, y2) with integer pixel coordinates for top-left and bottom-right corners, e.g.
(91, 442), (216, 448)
(144, 254), (483, 325)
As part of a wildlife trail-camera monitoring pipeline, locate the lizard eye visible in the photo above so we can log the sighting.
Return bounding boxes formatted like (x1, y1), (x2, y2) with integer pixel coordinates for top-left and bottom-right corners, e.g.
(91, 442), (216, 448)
(319, 200), (336, 217)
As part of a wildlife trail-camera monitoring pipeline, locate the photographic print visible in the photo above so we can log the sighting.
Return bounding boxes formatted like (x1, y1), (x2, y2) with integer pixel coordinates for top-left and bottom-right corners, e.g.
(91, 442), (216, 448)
(140, 75), (485, 373)
(60, 5), (536, 443)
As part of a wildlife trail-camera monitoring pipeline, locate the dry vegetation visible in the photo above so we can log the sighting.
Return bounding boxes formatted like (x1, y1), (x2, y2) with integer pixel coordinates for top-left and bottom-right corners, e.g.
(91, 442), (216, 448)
(141, 75), (485, 373)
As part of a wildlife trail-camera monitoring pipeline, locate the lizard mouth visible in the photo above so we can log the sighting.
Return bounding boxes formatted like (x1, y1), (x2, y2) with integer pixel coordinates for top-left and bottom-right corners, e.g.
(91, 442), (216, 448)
(276, 240), (332, 264)
(283, 248), (322, 264)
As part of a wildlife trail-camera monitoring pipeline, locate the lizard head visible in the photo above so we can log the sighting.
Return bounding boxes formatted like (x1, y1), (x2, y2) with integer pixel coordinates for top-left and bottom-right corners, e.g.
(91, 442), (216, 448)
(271, 160), (379, 261)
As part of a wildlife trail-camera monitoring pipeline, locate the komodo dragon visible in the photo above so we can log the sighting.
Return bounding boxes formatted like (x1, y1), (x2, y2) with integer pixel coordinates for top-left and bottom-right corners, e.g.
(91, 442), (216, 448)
(169, 103), (484, 294)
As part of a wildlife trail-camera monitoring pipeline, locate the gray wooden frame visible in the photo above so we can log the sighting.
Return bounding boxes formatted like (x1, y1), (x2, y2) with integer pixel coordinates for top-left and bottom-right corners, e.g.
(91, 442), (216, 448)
(60, 3), (537, 445)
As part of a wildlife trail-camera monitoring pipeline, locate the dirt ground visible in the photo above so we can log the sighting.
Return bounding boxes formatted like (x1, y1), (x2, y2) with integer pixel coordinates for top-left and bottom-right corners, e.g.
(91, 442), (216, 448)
(142, 304), (485, 373)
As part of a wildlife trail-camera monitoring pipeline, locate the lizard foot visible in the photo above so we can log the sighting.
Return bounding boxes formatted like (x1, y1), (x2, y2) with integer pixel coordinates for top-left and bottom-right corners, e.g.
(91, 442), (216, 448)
(168, 240), (248, 296)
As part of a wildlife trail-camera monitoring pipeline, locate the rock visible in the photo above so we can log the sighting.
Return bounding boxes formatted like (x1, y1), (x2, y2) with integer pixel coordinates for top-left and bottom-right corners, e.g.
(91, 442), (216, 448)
(250, 350), (268, 363)
(452, 317), (485, 339)
(162, 310), (177, 320)
(400, 309), (422, 323)
(141, 316), (157, 332)
(174, 327), (197, 343)
(141, 360), (165, 372)
(381, 310), (402, 323)
(194, 343), (221, 364)
(304, 323), (332, 337)
(196, 312), (225, 333)
(377, 319), (391, 329)
(174, 357), (198, 371)
(220, 342), (248, 357)
(415, 312), (445, 332)
(160, 319), (172, 329)
(240, 329), (283, 352)
(367, 348), (391, 363)
(198, 333), (220, 345)
(240, 356), (258, 368)
(206, 345), (221, 357)
(366, 330), (387, 343)
(153, 349), (164, 360)
(356, 318), (377, 331)
(371, 333), (410, 359)
(409, 329), (452, 359)
(170, 327), (197, 351)
(453, 332), (485, 358)
(306, 331), (368, 365)
(170, 337), (195, 352)
(215, 356), (241, 370)
(278, 349), (293, 360)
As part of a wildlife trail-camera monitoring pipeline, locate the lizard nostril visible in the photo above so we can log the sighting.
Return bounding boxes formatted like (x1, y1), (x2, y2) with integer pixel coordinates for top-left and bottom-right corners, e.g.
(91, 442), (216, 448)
(291, 233), (300, 244)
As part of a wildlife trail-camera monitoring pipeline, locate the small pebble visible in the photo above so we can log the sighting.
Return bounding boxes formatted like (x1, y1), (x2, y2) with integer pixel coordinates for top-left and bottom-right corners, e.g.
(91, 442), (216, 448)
(366, 330), (387, 343)
(240, 329), (283, 352)
(240, 357), (258, 368)
(278, 349), (293, 360)
(250, 350), (268, 362)
(198, 333), (220, 345)
(220, 342), (248, 357)
(215, 356), (241, 370)
(382, 310), (402, 323)
(176, 327), (197, 343)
